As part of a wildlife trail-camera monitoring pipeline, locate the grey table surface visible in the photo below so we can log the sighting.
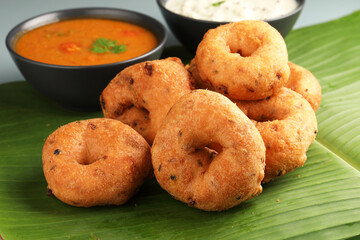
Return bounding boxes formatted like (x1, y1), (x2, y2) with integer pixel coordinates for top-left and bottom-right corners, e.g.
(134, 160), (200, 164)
(0, 0), (359, 84)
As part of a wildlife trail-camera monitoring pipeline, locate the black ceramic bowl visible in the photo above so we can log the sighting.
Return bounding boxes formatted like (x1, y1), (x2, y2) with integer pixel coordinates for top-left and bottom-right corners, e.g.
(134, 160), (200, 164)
(6, 7), (167, 111)
(157, 0), (305, 53)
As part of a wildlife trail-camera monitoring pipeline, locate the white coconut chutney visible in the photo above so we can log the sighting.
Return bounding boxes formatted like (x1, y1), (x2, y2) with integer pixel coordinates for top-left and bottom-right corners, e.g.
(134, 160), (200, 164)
(165, 0), (299, 22)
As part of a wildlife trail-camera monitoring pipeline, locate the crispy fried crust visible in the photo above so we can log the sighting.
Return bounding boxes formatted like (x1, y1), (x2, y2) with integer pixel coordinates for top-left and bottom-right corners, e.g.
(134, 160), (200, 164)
(286, 62), (322, 112)
(100, 57), (194, 144)
(195, 21), (290, 100)
(42, 118), (151, 207)
(152, 90), (265, 211)
(236, 88), (318, 183)
(186, 58), (215, 90)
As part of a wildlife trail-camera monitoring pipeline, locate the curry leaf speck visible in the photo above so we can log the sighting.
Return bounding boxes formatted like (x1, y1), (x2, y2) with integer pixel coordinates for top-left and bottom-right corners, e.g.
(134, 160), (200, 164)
(212, 1), (226, 7)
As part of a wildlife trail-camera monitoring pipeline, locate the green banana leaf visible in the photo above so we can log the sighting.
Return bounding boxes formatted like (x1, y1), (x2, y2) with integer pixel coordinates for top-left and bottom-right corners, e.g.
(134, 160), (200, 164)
(1, 11), (360, 240)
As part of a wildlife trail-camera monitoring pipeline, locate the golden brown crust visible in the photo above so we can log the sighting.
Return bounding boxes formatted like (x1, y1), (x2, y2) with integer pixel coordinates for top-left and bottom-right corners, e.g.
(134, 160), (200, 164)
(286, 62), (322, 112)
(195, 21), (290, 100)
(235, 88), (318, 183)
(186, 58), (215, 90)
(151, 90), (265, 211)
(42, 118), (151, 207)
(101, 57), (194, 144)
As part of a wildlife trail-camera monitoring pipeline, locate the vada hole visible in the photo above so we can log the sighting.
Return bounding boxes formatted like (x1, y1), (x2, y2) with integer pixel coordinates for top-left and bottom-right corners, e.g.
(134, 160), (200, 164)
(228, 37), (260, 57)
(194, 142), (223, 162)
(81, 150), (110, 165)
(76, 155), (101, 165)
(247, 108), (290, 122)
(117, 106), (150, 132)
(229, 47), (257, 57)
(192, 143), (223, 174)
(204, 147), (218, 160)
(114, 102), (134, 116)
(229, 47), (250, 57)
(187, 141), (223, 159)
(256, 114), (276, 122)
(206, 142), (223, 156)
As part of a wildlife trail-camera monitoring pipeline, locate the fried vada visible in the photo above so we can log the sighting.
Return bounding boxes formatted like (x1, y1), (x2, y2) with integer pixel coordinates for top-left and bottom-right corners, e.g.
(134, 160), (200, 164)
(42, 118), (151, 207)
(236, 88), (318, 183)
(286, 62), (322, 112)
(100, 57), (194, 144)
(152, 90), (265, 211)
(195, 21), (290, 100)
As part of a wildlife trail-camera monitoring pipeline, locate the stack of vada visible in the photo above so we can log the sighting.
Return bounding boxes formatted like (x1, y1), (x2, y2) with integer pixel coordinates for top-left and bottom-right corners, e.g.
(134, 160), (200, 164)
(42, 20), (320, 211)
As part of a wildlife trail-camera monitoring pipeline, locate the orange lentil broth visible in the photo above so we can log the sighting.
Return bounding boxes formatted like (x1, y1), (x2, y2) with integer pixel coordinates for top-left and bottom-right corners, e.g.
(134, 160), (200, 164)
(15, 18), (158, 66)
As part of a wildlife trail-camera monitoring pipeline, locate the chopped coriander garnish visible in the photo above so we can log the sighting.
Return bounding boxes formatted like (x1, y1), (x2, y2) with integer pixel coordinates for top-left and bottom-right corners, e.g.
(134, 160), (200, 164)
(90, 38), (126, 54)
(211, 0), (226, 7)
(109, 44), (127, 54)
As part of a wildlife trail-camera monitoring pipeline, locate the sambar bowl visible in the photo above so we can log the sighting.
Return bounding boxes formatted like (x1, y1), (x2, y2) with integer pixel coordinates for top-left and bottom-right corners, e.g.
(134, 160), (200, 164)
(6, 7), (168, 111)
